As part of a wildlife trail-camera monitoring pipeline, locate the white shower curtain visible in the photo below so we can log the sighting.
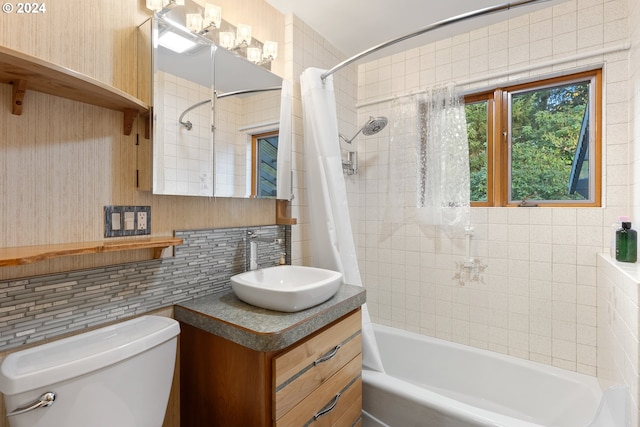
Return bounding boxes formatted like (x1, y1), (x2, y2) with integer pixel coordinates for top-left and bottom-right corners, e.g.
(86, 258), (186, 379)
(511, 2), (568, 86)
(384, 85), (470, 238)
(277, 79), (292, 200)
(300, 67), (384, 373)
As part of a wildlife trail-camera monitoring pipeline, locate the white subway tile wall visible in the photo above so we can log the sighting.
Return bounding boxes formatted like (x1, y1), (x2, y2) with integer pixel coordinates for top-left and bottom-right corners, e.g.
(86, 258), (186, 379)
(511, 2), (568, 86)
(597, 255), (639, 427)
(354, 0), (629, 377)
(157, 72), (214, 196)
(286, 14), (359, 268)
(628, 0), (640, 421)
(279, 1), (639, 422)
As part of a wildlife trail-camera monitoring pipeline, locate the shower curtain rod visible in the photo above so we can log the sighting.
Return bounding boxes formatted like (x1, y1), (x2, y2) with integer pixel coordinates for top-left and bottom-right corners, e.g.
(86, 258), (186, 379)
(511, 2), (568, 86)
(216, 86), (282, 99)
(320, 0), (551, 82)
(178, 86), (282, 130)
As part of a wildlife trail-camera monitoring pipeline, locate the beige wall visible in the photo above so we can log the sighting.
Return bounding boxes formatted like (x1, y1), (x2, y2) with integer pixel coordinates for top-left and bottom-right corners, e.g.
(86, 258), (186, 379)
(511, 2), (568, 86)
(0, 1), (288, 425)
(0, 0), (285, 281)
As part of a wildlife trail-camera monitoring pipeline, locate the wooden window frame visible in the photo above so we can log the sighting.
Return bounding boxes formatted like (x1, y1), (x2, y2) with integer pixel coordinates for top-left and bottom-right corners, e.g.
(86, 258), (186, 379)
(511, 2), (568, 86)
(467, 69), (602, 208)
(251, 130), (279, 198)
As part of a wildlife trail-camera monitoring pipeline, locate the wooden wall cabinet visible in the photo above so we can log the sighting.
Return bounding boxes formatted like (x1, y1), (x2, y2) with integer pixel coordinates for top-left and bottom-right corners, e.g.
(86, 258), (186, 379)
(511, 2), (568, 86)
(179, 309), (362, 427)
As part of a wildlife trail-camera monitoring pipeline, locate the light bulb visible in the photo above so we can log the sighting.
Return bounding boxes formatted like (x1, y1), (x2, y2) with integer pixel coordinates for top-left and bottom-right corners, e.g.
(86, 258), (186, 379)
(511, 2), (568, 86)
(247, 47), (261, 63)
(219, 32), (235, 50)
(145, 0), (163, 11)
(204, 4), (222, 29)
(186, 13), (203, 32)
(262, 41), (278, 61)
(236, 24), (252, 46)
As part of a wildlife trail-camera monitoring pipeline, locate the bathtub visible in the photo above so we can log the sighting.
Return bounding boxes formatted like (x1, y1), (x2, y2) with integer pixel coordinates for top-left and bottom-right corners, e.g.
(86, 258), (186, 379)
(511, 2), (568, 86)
(362, 324), (626, 427)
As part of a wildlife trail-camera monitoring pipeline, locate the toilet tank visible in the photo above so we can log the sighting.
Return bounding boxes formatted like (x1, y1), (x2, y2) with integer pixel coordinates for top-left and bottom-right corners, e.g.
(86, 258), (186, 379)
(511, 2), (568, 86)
(0, 315), (180, 427)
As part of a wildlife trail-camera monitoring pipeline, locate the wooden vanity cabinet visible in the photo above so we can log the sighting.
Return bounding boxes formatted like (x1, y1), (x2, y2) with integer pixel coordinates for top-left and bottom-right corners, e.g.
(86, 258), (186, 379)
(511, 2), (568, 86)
(179, 308), (362, 427)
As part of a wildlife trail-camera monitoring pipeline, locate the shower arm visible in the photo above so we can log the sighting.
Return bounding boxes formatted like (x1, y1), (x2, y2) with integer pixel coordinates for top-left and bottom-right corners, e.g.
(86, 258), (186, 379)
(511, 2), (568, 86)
(339, 129), (361, 175)
(339, 127), (364, 146)
(339, 125), (365, 175)
(320, 0), (550, 82)
(178, 86), (282, 131)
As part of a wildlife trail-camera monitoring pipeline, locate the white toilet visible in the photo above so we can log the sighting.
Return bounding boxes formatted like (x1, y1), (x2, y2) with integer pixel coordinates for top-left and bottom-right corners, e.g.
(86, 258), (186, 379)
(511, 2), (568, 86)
(0, 315), (180, 427)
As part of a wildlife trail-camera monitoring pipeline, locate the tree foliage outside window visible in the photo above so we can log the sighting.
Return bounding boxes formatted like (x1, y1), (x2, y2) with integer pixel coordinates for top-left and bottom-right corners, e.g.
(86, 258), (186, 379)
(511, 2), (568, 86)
(510, 81), (589, 202)
(466, 101), (489, 202)
(464, 70), (600, 207)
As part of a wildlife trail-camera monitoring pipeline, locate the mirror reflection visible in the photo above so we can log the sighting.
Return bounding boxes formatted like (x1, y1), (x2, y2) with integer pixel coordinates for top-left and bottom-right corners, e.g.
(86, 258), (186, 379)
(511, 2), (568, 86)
(148, 0), (285, 198)
(213, 86), (281, 198)
(152, 15), (215, 196)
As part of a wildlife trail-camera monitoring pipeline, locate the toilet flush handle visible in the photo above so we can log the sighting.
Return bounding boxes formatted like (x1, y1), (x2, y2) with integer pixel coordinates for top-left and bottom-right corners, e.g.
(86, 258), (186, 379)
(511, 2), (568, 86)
(8, 392), (56, 417)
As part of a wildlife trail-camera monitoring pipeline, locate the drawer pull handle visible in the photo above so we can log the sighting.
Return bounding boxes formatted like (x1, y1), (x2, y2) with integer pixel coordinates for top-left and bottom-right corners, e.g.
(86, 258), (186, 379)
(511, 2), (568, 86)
(8, 392), (56, 417)
(314, 392), (342, 420)
(314, 344), (341, 366)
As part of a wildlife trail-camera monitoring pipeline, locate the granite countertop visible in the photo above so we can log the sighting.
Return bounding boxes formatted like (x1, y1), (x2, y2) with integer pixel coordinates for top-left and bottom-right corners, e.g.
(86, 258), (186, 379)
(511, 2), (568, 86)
(174, 283), (366, 352)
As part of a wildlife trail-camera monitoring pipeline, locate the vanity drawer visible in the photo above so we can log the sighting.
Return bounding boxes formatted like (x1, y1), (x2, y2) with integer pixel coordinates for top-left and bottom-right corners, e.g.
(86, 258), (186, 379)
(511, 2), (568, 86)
(274, 355), (362, 427)
(273, 311), (362, 419)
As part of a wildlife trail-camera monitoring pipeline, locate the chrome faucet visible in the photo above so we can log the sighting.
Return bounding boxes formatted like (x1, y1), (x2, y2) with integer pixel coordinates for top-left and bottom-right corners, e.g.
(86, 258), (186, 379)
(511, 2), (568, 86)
(247, 231), (284, 271)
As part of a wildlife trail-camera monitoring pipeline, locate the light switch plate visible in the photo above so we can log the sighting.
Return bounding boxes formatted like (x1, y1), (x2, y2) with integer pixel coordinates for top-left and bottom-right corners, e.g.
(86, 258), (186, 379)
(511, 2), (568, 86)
(104, 206), (151, 237)
(124, 211), (135, 231)
(111, 212), (121, 231)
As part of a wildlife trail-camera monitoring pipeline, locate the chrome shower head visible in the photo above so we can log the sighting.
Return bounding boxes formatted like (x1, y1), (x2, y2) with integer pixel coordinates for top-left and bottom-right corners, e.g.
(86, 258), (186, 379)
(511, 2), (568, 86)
(340, 116), (388, 144)
(339, 116), (388, 175)
(361, 116), (388, 136)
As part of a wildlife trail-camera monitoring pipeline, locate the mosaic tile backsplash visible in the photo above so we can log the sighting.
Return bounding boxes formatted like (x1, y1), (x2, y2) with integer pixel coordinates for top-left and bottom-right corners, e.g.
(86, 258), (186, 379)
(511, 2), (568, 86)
(0, 225), (289, 352)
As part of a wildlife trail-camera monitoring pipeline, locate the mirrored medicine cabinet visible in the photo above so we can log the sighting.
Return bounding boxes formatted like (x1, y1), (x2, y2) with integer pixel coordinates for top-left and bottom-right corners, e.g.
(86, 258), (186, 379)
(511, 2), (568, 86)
(138, 0), (289, 199)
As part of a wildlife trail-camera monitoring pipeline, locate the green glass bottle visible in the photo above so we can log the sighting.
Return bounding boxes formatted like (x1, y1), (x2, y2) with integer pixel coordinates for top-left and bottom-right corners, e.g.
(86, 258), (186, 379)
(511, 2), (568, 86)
(616, 222), (637, 263)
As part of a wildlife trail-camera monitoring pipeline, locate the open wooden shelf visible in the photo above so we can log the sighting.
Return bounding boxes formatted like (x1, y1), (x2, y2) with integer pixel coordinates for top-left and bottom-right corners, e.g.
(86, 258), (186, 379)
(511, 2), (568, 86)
(0, 237), (183, 267)
(0, 44), (149, 135)
(275, 199), (297, 225)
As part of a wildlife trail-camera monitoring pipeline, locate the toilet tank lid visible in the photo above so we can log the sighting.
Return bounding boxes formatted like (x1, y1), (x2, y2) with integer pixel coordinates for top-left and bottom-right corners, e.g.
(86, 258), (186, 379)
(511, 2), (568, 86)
(0, 316), (180, 395)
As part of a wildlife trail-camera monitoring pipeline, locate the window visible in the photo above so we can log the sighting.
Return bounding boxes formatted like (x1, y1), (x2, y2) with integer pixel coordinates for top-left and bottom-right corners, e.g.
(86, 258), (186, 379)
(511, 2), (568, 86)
(465, 69), (602, 207)
(251, 131), (279, 198)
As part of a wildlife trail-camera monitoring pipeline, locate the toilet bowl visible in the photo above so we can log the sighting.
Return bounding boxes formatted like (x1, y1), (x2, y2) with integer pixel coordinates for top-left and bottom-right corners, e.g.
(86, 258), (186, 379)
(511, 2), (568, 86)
(0, 315), (180, 427)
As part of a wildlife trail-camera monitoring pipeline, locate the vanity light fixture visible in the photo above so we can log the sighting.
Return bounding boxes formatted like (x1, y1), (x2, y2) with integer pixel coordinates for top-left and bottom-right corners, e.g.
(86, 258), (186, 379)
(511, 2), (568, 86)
(147, 0), (221, 34)
(219, 25), (252, 52)
(148, 0), (277, 68)
(246, 41), (278, 65)
(186, 3), (223, 34)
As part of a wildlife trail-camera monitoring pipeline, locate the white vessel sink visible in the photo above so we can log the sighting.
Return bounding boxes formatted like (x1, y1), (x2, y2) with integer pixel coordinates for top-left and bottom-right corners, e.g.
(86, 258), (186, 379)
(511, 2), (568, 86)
(230, 265), (343, 312)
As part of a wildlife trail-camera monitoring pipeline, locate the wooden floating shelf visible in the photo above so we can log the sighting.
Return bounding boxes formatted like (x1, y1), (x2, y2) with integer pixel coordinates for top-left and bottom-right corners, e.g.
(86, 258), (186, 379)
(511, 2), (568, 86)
(275, 199), (297, 225)
(0, 237), (183, 267)
(0, 44), (149, 135)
